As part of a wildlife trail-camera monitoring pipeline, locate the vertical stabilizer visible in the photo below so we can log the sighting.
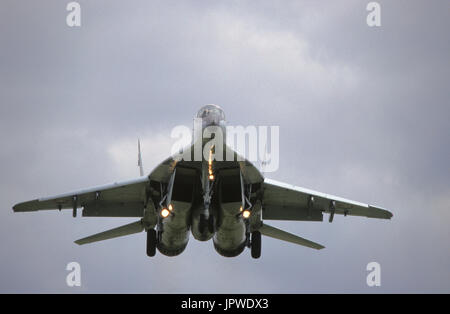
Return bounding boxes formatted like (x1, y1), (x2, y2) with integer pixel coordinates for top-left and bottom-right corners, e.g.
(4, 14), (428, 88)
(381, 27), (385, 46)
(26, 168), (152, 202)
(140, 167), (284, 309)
(138, 139), (144, 177)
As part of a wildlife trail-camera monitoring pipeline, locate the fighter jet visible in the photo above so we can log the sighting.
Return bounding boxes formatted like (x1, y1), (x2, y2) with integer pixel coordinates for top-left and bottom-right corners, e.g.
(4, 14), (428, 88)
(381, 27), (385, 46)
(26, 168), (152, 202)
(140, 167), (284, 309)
(13, 105), (393, 258)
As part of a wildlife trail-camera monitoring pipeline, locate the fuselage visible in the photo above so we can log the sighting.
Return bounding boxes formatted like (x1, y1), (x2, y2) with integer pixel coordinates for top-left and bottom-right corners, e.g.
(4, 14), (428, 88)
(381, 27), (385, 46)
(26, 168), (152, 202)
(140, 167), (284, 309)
(154, 105), (263, 257)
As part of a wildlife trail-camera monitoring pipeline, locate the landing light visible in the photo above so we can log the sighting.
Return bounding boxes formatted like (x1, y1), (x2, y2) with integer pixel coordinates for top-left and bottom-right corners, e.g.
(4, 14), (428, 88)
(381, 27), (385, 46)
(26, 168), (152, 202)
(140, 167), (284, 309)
(242, 210), (251, 219)
(168, 204), (173, 211)
(160, 208), (170, 218)
(208, 147), (214, 180)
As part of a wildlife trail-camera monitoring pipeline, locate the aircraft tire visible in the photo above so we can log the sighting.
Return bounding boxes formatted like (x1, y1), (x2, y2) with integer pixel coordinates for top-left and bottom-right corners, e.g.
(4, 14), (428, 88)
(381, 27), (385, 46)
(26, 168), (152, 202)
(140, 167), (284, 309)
(208, 215), (215, 233)
(146, 229), (157, 257)
(199, 214), (207, 234)
(251, 231), (261, 259)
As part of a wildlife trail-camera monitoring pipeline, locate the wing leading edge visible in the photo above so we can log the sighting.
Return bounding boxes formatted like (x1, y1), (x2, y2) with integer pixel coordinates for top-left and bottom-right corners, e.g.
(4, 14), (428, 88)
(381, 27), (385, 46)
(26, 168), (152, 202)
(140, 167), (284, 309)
(263, 178), (393, 222)
(12, 176), (149, 217)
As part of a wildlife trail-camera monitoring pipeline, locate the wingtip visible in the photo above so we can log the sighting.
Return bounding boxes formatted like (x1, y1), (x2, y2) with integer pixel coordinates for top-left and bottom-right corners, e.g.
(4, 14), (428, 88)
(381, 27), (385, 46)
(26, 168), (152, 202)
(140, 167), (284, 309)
(368, 205), (394, 220)
(12, 201), (24, 212)
(12, 201), (32, 212)
(382, 209), (394, 220)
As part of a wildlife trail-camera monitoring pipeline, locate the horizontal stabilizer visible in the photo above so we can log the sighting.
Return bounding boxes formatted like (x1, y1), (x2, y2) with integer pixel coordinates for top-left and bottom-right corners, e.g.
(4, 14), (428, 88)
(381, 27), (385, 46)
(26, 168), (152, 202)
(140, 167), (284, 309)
(75, 220), (144, 245)
(259, 224), (325, 250)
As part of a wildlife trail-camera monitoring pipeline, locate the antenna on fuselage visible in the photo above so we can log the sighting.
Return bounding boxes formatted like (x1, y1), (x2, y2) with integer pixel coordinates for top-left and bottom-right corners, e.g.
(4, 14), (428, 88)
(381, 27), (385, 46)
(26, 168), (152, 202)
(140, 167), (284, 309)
(138, 139), (144, 177)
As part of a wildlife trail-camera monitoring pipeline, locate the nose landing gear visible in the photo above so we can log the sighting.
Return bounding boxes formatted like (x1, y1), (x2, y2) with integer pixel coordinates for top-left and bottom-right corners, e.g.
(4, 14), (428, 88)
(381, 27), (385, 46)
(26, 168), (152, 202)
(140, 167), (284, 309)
(199, 213), (216, 235)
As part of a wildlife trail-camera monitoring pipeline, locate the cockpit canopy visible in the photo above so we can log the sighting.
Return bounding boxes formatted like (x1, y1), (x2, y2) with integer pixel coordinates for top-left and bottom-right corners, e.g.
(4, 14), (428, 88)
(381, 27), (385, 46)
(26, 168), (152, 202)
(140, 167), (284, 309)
(196, 104), (226, 127)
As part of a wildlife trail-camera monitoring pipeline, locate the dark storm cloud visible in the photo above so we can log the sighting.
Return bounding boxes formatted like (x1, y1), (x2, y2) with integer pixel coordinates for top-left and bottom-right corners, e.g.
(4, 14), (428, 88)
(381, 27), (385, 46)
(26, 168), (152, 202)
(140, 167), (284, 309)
(0, 0), (449, 292)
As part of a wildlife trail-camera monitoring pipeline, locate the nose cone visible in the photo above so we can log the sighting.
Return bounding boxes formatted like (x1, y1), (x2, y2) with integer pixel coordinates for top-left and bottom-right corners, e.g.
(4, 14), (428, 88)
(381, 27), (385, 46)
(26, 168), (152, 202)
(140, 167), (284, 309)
(196, 104), (226, 126)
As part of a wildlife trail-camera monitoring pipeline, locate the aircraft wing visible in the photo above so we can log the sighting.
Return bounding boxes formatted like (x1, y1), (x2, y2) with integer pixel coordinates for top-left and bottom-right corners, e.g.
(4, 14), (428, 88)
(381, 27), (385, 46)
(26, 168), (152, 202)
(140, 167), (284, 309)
(11, 142), (192, 217)
(263, 178), (393, 222)
(13, 177), (149, 217)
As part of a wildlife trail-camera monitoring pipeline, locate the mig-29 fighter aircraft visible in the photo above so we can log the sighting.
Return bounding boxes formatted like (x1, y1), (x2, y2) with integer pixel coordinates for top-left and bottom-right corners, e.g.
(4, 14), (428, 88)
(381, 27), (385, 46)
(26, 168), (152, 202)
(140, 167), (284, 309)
(13, 105), (393, 258)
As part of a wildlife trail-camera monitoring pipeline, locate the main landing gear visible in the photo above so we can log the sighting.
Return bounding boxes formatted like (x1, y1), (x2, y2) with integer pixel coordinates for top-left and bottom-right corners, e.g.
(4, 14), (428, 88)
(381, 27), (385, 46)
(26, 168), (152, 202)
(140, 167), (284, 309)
(146, 229), (161, 257)
(250, 231), (261, 259)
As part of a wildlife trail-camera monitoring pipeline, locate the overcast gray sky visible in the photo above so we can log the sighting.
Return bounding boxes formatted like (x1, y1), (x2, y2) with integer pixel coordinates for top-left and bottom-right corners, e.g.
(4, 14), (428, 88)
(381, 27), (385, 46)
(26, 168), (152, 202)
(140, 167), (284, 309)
(1, 0), (449, 293)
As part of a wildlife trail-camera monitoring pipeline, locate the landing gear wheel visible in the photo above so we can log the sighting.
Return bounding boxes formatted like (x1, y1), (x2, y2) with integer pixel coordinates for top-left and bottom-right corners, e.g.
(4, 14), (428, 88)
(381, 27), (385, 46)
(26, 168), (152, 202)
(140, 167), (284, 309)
(208, 215), (215, 233)
(199, 214), (207, 234)
(146, 229), (157, 257)
(251, 231), (261, 259)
